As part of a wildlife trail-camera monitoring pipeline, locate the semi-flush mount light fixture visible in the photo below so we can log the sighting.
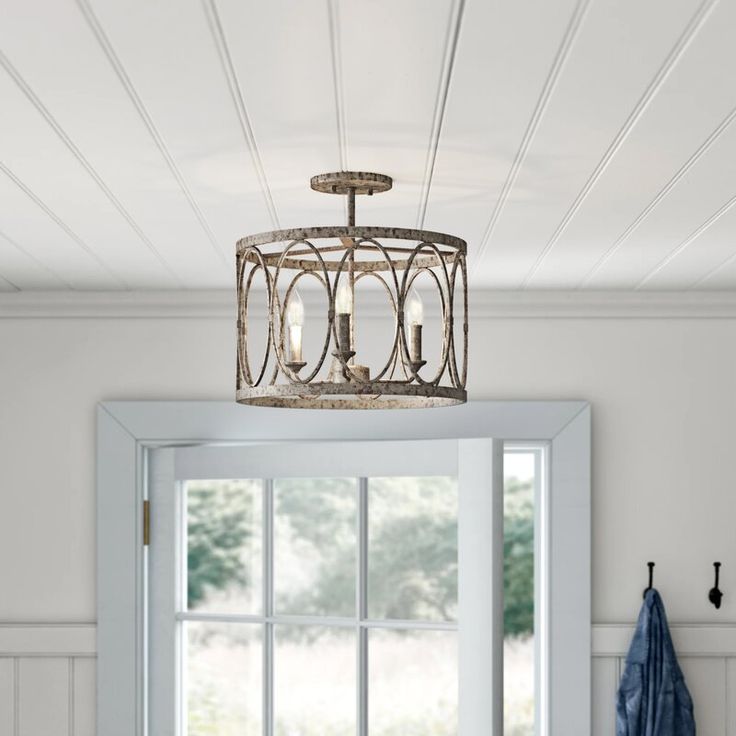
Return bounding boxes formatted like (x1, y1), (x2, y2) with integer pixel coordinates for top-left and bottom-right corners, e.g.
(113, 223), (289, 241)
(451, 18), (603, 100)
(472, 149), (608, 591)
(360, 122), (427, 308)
(236, 171), (467, 409)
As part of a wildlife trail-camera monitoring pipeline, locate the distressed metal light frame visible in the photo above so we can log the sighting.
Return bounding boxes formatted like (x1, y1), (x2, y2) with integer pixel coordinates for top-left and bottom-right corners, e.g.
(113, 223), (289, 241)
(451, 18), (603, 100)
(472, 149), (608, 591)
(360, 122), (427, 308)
(236, 171), (468, 409)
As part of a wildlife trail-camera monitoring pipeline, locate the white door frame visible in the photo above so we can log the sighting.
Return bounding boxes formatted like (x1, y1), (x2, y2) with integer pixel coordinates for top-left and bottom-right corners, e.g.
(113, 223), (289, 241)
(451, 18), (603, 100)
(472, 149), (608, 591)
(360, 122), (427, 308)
(97, 399), (591, 736)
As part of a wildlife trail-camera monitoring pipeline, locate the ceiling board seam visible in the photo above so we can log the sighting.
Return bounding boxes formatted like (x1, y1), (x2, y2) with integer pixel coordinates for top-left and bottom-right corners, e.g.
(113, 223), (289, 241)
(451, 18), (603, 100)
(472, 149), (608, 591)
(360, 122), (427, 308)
(0, 162), (127, 288)
(0, 228), (73, 290)
(327, 0), (348, 172)
(0, 50), (183, 288)
(75, 0), (229, 271)
(0, 270), (20, 292)
(520, 0), (719, 289)
(637, 192), (736, 289)
(415, 0), (466, 230)
(471, 0), (591, 276)
(579, 102), (736, 288)
(697, 231), (736, 289)
(202, 0), (280, 231)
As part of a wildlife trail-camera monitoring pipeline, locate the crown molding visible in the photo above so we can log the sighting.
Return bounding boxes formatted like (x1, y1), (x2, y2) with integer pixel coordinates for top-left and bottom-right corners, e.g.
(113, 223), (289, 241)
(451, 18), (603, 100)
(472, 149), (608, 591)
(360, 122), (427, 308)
(3, 289), (736, 319)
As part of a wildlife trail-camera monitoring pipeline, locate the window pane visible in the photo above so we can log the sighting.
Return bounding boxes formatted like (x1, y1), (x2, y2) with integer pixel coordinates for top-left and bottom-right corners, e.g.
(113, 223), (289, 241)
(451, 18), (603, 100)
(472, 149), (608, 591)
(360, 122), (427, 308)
(274, 625), (356, 736)
(504, 452), (536, 736)
(369, 629), (457, 735)
(274, 478), (357, 617)
(368, 476), (457, 621)
(185, 622), (262, 736)
(186, 479), (263, 613)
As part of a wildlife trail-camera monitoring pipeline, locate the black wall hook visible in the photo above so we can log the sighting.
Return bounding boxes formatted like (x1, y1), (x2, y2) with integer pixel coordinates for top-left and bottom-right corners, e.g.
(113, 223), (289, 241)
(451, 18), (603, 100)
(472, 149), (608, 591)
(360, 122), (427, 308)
(709, 562), (723, 609)
(643, 561), (655, 598)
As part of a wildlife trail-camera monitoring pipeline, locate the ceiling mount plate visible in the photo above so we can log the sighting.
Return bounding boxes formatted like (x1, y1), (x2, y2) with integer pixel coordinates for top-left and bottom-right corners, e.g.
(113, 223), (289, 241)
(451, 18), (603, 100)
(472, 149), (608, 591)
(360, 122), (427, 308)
(310, 171), (393, 196)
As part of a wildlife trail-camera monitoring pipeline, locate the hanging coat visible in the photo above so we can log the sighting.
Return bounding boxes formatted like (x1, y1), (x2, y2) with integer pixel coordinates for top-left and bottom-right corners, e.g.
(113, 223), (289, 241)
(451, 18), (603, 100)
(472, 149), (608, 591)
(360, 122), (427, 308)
(616, 589), (696, 736)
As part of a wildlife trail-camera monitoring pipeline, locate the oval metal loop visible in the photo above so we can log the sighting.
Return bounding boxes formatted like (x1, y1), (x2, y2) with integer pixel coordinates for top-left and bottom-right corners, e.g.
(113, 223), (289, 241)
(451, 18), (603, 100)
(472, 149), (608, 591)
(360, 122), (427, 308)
(354, 270), (399, 381)
(448, 252), (468, 389)
(278, 269), (330, 384)
(238, 247), (272, 387)
(399, 243), (452, 386)
(270, 240), (332, 383)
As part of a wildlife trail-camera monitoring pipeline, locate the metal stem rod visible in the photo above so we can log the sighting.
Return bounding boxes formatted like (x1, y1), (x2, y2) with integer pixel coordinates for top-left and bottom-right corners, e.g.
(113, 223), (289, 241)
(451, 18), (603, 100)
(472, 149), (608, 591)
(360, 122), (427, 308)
(348, 186), (356, 359)
(348, 187), (356, 227)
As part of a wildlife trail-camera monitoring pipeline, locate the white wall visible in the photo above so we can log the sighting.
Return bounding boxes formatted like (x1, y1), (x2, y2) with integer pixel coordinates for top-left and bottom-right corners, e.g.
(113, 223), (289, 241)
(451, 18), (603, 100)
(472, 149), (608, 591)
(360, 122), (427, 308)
(2, 296), (736, 731)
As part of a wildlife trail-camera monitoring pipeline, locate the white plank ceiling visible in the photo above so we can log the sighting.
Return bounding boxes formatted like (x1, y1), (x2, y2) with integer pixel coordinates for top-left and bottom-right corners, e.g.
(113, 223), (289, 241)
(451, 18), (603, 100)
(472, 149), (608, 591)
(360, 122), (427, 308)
(1, 0), (735, 292)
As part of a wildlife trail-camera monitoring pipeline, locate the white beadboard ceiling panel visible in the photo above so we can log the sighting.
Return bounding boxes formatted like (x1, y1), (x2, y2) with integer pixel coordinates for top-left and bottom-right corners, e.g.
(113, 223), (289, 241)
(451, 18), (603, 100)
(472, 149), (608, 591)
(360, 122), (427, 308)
(0, 0), (234, 287)
(0, 158), (123, 290)
(424, 0), (583, 258)
(589, 118), (736, 289)
(532, 0), (736, 289)
(1, 0), (736, 291)
(338, 0), (458, 228)
(83, 0), (275, 260)
(466, 0), (707, 287)
(0, 228), (69, 290)
(212, 0), (343, 228)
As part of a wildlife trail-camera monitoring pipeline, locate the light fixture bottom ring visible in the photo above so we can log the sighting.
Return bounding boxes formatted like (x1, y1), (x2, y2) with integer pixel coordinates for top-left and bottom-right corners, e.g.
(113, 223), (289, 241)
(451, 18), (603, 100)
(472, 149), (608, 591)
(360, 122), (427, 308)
(236, 382), (466, 409)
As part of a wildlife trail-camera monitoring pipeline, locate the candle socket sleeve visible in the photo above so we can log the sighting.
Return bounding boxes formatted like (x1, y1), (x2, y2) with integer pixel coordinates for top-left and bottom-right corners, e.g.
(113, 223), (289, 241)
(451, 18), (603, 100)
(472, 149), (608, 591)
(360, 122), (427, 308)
(337, 312), (352, 353)
(410, 323), (423, 363)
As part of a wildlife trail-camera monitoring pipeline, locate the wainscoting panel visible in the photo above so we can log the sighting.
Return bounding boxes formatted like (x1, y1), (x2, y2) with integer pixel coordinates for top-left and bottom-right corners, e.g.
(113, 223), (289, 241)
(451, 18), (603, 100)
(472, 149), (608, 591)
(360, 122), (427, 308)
(3, 623), (736, 734)
(592, 656), (618, 736)
(0, 659), (14, 736)
(592, 624), (736, 736)
(0, 626), (96, 736)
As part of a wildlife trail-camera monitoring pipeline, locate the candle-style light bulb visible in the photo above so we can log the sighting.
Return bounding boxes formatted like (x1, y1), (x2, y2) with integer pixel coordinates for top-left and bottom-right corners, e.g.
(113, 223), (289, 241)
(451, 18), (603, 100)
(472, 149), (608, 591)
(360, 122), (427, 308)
(335, 282), (353, 315)
(407, 288), (424, 365)
(407, 288), (423, 326)
(286, 289), (304, 363)
(335, 282), (353, 353)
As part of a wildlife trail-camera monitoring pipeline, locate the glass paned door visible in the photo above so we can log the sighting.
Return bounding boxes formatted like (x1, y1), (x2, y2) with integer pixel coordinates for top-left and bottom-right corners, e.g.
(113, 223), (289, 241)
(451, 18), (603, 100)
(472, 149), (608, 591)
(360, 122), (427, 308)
(148, 439), (535, 736)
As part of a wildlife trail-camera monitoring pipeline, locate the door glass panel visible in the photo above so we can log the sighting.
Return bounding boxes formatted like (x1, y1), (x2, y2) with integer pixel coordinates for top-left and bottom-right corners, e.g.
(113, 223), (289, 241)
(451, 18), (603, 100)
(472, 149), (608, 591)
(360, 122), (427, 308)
(185, 622), (262, 736)
(274, 477), (358, 617)
(369, 628), (458, 735)
(274, 625), (357, 736)
(368, 476), (458, 621)
(186, 479), (263, 614)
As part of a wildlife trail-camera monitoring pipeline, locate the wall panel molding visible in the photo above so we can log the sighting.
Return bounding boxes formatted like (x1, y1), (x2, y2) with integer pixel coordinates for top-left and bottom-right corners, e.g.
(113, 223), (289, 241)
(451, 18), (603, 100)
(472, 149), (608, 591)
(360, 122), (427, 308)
(0, 625), (96, 657)
(593, 623), (736, 658)
(4, 621), (735, 659)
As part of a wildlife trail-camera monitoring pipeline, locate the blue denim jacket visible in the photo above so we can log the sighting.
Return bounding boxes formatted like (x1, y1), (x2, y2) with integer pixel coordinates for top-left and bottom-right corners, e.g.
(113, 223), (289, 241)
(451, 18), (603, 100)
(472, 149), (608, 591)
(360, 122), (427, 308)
(616, 589), (695, 735)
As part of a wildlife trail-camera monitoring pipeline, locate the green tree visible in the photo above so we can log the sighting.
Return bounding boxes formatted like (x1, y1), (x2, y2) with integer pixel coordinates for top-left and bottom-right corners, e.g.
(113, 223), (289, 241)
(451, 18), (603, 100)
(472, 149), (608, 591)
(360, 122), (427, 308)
(187, 480), (259, 609)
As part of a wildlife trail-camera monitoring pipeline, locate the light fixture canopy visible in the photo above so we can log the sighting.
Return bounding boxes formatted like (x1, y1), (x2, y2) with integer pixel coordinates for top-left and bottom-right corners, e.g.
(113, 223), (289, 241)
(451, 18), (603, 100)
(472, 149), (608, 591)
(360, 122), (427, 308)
(236, 171), (467, 409)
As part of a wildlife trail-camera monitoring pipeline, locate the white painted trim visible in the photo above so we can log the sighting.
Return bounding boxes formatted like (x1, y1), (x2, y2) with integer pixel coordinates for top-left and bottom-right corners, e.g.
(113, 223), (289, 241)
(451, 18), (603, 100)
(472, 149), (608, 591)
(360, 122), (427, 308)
(592, 623), (736, 658)
(0, 625), (96, 657)
(548, 405), (591, 735)
(9, 289), (736, 319)
(174, 440), (457, 479)
(458, 438), (504, 735)
(97, 399), (591, 736)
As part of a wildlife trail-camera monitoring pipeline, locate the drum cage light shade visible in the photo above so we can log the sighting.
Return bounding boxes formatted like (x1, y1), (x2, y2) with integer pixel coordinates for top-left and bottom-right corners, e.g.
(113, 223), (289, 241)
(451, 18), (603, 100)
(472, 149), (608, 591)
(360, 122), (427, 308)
(235, 172), (468, 409)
